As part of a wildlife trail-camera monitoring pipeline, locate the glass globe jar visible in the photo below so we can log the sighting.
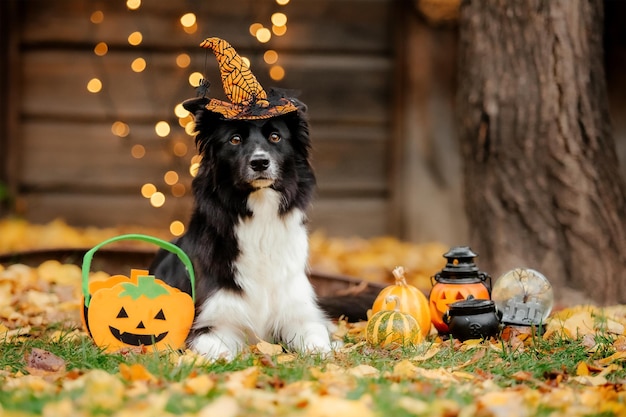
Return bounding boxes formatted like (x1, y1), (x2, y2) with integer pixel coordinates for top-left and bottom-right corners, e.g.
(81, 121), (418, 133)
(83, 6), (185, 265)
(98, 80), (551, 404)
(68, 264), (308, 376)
(491, 268), (554, 326)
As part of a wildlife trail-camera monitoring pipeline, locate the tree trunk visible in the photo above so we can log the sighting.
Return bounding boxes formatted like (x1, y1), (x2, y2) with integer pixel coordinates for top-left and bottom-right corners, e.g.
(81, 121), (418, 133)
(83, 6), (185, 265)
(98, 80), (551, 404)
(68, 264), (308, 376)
(457, 0), (626, 305)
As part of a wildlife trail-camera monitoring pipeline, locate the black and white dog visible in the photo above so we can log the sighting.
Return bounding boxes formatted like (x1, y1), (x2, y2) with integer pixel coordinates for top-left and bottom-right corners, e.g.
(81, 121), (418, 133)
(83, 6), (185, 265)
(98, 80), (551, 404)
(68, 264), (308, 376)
(150, 98), (333, 360)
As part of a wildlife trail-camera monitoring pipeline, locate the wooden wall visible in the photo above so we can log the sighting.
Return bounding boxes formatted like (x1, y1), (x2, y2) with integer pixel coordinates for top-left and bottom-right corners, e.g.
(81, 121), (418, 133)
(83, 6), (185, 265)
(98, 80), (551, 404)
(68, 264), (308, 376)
(3, 0), (622, 245)
(1, 0), (399, 238)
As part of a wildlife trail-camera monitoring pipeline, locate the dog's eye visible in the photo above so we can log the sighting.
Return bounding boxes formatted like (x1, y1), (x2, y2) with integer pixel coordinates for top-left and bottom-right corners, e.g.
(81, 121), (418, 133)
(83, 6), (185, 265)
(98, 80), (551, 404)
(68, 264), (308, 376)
(269, 132), (281, 143)
(229, 135), (242, 145)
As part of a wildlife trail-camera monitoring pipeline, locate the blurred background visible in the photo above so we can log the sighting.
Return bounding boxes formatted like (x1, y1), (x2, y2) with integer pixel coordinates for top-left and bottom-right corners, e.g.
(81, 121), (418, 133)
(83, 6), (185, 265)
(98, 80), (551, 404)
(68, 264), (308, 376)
(0, 1), (625, 294)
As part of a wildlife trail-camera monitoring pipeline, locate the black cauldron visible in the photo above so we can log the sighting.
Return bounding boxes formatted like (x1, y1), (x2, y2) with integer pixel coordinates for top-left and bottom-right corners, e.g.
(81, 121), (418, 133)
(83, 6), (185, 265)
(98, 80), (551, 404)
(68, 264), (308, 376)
(442, 296), (502, 341)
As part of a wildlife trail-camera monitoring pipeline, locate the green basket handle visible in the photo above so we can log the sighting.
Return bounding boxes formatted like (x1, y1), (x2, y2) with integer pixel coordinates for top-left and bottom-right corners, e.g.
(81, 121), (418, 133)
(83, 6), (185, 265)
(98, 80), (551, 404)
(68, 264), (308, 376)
(82, 233), (195, 307)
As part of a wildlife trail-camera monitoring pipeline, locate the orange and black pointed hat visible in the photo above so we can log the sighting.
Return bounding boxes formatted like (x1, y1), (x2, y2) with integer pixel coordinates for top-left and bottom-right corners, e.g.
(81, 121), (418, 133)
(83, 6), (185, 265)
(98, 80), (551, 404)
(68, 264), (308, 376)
(184, 37), (298, 120)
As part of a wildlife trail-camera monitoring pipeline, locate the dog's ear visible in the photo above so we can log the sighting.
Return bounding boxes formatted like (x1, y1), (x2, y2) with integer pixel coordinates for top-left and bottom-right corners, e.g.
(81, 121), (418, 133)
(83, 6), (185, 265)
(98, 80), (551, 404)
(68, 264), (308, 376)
(182, 97), (210, 115)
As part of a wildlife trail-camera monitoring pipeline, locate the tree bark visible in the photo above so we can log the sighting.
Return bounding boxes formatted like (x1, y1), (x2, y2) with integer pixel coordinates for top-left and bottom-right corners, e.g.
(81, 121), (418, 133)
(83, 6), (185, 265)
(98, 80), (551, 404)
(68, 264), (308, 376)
(457, 0), (626, 305)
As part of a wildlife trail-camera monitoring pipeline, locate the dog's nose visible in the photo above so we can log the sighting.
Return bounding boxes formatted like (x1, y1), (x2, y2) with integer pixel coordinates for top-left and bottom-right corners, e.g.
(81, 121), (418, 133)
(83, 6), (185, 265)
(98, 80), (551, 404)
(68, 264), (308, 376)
(250, 157), (270, 172)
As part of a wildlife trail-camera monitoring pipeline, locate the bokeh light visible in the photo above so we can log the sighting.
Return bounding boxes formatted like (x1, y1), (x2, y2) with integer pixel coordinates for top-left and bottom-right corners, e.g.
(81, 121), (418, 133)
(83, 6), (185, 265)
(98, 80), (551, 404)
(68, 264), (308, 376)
(131, 57), (146, 72)
(171, 183), (186, 197)
(131, 144), (146, 159)
(164, 170), (179, 185)
(170, 220), (185, 236)
(141, 183), (156, 198)
(111, 121), (130, 137)
(272, 25), (287, 36)
(188, 72), (203, 87)
(174, 103), (189, 118)
(264, 50), (279, 65)
(126, 0), (141, 10)
(256, 28), (271, 43)
(90, 11), (104, 24)
(269, 65), (285, 81)
(176, 53), (191, 68)
(271, 13), (287, 27)
(180, 13), (196, 27)
(155, 121), (171, 137)
(87, 78), (102, 93)
(276, 0), (290, 5)
(249, 23), (263, 37)
(173, 141), (188, 157)
(150, 192), (165, 207)
(94, 42), (108, 56)
(128, 31), (143, 46)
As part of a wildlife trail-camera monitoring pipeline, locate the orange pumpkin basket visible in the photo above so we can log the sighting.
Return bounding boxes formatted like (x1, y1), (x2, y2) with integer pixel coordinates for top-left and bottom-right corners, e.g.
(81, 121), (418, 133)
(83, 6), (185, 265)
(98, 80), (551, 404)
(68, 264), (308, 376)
(81, 234), (195, 353)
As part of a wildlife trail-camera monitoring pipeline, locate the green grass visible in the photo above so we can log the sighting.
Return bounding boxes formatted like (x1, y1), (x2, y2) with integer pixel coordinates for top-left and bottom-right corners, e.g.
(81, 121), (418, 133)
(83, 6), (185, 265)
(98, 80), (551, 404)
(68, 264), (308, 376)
(1, 324), (625, 417)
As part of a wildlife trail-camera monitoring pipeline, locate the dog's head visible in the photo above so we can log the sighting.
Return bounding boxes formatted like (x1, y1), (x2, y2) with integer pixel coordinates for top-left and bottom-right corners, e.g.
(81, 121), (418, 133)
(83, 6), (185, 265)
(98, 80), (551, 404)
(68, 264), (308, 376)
(185, 98), (315, 211)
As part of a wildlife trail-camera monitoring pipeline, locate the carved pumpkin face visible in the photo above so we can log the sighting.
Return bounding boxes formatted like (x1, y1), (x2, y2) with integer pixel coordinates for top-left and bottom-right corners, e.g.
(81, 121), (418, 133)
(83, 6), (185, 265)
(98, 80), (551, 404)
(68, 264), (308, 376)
(429, 282), (490, 333)
(83, 269), (194, 352)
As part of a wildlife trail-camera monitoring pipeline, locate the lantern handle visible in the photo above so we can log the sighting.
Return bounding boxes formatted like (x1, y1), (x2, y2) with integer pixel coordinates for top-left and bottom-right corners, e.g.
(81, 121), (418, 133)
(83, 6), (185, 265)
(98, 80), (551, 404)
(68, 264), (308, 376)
(82, 233), (195, 307)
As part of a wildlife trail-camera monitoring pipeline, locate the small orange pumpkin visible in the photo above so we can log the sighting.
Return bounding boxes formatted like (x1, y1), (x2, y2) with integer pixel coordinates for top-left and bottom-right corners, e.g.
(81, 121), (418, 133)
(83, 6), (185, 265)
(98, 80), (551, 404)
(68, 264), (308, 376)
(81, 234), (195, 352)
(371, 266), (431, 338)
(367, 295), (421, 347)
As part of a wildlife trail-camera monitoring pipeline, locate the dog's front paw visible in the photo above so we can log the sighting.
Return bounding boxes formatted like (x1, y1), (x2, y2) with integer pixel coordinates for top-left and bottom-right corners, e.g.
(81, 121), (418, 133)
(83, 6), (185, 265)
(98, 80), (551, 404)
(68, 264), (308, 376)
(286, 322), (332, 355)
(189, 331), (240, 361)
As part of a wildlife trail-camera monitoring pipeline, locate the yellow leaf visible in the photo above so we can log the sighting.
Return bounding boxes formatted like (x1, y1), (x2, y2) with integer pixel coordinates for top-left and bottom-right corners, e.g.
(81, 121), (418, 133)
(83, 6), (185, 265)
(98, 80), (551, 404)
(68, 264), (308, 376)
(183, 374), (215, 396)
(347, 364), (379, 378)
(303, 396), (374, 417)
(477, 391), (527, 417)
(598, 351), (626, 365)
(570, 375), (608, 386)
(576, 361), (590, 376)
(256, 340), (284, 356)
(276, 353), (296, 364)
(198, 396), (239, 417)
(411, 344), (441, 361)
(119, 363), (155, 382)
(225, 366), (259, 393)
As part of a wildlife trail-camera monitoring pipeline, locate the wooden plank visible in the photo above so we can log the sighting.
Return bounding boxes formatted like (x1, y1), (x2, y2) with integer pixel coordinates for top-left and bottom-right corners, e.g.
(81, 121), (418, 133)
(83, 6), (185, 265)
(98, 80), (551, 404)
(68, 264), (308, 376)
(21, 50), (391, 123)
(19, 0), (391, 53)
(19, 120), (388, 193)
(21, 192), (389, 238)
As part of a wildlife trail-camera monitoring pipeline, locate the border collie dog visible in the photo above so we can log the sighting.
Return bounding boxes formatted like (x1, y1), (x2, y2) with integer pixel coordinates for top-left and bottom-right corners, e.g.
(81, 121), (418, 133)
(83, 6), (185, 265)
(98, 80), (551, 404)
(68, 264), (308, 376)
(150, 99), (332, 360)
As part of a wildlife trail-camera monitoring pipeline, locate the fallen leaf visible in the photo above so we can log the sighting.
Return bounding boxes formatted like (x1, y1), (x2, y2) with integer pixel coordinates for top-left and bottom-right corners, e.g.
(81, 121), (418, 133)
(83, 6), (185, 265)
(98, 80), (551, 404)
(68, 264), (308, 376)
(347, 364), (379, 378)
(225, 366), (260, 393)
(576, 362), (590, 376)
(411, 344), (440, 361)
(199, 395), (239, 417)
(256, 340), (284, 356)
(25, 348), (66, 373)
(119, 363), (156, 382)
(183, 373), (216, 396)
(303, 396), (374, 417)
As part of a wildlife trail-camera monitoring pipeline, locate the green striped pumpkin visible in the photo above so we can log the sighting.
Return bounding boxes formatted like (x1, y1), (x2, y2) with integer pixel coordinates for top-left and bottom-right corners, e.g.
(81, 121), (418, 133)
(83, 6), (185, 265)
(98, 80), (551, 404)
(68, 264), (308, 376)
(366, 296), (421, 347)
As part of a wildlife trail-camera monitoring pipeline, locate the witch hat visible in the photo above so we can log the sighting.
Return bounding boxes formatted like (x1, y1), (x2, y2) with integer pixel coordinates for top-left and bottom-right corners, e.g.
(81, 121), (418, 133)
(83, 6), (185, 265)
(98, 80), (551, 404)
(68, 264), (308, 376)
(183, 37), (299, 120)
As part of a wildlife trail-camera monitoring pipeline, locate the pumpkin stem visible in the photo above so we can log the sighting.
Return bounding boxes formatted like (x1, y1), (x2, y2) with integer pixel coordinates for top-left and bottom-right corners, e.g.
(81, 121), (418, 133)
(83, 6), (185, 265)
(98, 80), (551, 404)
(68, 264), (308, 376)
(392, 266), (408, 286)
(385, 295), (402, 312)
(120, 276), (169, 300)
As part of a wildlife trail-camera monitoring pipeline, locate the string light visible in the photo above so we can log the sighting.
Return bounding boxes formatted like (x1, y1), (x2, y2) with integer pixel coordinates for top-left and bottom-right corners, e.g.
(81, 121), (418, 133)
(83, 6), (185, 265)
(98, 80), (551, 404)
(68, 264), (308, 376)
(131, 144), (145, 159)
(94, 42), (108, 56)
(86, 78), (102, 93)
(269, 65), (285, 81)
(176, 53), (191, 68)
(90, 11), (104, 24)
(88, 4), (293, 232)
(271, 13), (287, 26)
(150, 192), (165, 207)
(155, 121), (171, 137)
(131, 57), (146, 72)
(141, 183), (157, 198)
(164, 170), (179, 185)
(173, 141), (188, 157)
(127, 31), (143, 46)
(111, 121), (130, 137)
(126, 0), (141, 10)
(256, 27), (272, 43)
(169, 220), (185, 236)
(188, 72), (203, 87)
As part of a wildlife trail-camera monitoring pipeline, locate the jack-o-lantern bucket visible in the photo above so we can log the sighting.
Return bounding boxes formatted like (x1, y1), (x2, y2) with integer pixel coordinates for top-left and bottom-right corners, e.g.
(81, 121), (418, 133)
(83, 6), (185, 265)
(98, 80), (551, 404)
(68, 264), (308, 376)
(81, 234), (195, 352)
(429, 246), (491, 334)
